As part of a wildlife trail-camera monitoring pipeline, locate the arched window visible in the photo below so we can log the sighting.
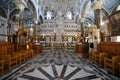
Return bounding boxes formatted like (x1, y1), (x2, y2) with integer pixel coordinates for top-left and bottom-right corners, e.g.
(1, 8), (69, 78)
(47, 11), (52, 19)
(0, 6), (7, 18)
(116, 5), (120, 11)
(66, 11), (72, 19)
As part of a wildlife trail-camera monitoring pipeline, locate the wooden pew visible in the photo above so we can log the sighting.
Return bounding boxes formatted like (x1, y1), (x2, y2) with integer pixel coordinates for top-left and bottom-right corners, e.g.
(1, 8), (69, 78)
(89, 51), (98, 63)
(20, 50), (29, 61)
(13, 51), (26, 65)
(118, 62), (120, 77)
(95, 52), (108, 67)
(104, 56), (120, 75)
(0, 60), (4, 76)
(1, 54), (17, 71)
(27, 49), (34, 58)
(98, 42), (120, 75)
(0, 42), (18, 71)
(33, 44), (43, 56)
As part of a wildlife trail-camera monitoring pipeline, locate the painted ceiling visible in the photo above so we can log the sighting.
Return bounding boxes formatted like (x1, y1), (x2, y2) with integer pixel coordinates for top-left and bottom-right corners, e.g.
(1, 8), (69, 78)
(0, 0), (120, 25)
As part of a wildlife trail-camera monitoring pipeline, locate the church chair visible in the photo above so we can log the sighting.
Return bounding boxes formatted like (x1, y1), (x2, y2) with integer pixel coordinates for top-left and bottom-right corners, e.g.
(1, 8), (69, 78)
(0, 60), (4, 76)
(13, 51), (26, 65)
(27, 49), (33, 59)
(118, 62), (120, 77)
(1, 54), (17, 71)
(104, 56), (120, 75)
(95, 52), (108, 67)
(33, 44), (43, 56)
(28, 49), (34, 58)
(21, 50), (29, 61)
(89, 51), (98, 63)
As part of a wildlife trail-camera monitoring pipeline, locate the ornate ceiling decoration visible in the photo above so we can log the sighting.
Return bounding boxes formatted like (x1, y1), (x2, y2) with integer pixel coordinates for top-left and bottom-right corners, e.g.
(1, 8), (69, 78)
(0, 0), (120, 25)
(39, 0), (82, 17)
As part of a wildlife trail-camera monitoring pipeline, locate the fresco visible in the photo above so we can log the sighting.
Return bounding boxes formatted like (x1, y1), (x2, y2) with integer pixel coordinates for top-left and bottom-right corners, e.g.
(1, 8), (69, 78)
(110, 11), (120, 36)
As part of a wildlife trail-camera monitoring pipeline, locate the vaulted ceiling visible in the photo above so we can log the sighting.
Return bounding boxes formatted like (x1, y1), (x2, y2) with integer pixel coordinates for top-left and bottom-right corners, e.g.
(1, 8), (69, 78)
(0, 0), (120, 25)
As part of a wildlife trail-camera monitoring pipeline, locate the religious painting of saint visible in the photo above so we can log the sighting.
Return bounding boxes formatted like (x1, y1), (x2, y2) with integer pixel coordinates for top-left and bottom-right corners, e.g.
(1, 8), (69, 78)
(109, 11), (120, 36)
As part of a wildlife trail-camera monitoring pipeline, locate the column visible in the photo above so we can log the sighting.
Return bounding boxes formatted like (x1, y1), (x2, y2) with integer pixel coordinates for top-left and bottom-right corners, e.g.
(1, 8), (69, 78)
(80, 18), (85, 43)
(94, 9), (101, 42)
(7, 4), (11, 42)
(34, 19), (38, 42)
(17, 7), (25, 44)
(94, 9), (101, 29)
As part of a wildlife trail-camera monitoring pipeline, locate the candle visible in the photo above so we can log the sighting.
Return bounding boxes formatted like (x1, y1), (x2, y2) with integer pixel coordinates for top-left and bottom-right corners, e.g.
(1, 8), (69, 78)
(43, 34), (45, 38)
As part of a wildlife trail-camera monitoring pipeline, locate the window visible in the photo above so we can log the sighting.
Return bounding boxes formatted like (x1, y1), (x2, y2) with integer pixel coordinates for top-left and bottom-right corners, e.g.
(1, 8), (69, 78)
(47, 11), (52, 19)
(116, 5), (120, 11)
(111, 36), (120, 42)
(117, 36), (120, 42)
(66, 11), (72, 19)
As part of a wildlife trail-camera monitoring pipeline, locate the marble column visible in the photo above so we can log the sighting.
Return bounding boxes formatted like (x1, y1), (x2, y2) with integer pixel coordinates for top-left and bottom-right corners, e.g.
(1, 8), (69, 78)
(80, 18), (85, 43)
(94, 9), (101, 42)
(94, 9), (101, 29)
(7, 4), (11, 42)
(34, 19), (38, 42)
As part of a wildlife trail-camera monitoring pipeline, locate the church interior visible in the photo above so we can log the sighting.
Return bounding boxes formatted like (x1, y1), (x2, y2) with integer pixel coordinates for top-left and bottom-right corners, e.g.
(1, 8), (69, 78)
(0, 0), (120, 80)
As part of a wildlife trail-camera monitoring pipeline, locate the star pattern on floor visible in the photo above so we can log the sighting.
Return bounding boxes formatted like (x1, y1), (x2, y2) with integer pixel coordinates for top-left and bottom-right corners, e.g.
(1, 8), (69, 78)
(17, 64), (101, 80)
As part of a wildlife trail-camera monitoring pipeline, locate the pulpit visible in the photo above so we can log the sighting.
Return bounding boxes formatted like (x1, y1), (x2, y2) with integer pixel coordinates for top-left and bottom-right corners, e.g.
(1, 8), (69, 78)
(33, 43), (43, 55)
(75, 43), (89, 53)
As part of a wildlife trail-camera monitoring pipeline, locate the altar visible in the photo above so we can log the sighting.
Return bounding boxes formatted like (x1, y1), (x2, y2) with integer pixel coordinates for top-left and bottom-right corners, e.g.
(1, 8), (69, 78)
(40, 10), (78, 48)
(55, 34), (62, 42)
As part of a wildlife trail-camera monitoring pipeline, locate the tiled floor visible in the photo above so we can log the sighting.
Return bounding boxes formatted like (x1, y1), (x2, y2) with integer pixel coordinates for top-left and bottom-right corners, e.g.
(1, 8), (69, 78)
(0, 49), (119, 80)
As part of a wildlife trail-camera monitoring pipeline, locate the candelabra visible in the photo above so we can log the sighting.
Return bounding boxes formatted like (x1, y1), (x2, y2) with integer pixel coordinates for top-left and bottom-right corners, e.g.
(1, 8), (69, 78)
(33, 19), (39, 42)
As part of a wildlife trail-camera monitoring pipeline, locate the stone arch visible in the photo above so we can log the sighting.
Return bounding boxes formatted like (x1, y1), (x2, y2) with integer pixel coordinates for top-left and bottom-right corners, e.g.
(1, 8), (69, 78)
(75, 15), (79, 23)
(110, 2), (120, 14)
(11, 14), (17, 21)
(0, 5), (7, 18)
(9, 7), (20, 21)
(23, 8), (34, 19)
(25, 17), (34, 23)
(27, 0), (37, 18)
(84, 17), (94, 23)
(101, 7), (109, 17)
(81, 0), (90, 17)
(39, 15), (43, 24)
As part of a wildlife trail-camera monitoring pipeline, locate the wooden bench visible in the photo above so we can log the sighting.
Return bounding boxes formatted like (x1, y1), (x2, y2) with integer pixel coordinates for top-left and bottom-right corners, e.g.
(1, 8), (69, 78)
(118, 62), (120, 77)
(0, 42), (17, 71)
(1, 54), (17, 71)
(89, 51), (98, 63)
(0, 60), (4, 76)
(95, 52), (108, 67)
(20, 50), (29, 61)
(104, 56), (120, 75)
(13, 52), (26, 65)
(33, 44), (43, 56)
(27, 49), (34, 58)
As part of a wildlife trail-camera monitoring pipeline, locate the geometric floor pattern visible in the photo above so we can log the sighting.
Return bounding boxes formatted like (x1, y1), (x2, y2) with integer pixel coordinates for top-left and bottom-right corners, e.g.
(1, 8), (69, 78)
(0, 49), (119, 80)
